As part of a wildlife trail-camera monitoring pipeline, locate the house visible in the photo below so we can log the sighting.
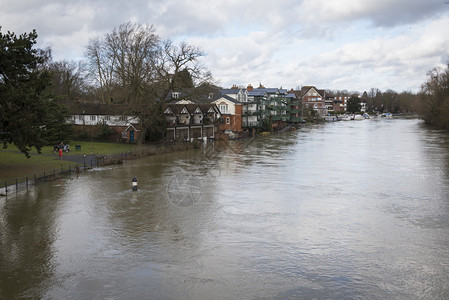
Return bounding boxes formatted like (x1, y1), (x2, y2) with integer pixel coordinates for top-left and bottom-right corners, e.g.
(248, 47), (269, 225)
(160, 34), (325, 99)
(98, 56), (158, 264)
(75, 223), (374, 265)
(163, 102), (221, 141)
(325, 94), (335, 112)
(334, 96), (348, 112)
(243, 84), (263, 128)
(67, 103), (140, 143)
(212, 95), (242, 135)
(220, 85), (249, 103)
(297, 86), (328, 117)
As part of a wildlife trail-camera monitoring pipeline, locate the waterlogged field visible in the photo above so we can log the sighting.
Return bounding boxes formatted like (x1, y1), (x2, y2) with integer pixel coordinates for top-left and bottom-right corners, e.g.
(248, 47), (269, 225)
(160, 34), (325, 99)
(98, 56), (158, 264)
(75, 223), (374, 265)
(0, 141), (137, 184)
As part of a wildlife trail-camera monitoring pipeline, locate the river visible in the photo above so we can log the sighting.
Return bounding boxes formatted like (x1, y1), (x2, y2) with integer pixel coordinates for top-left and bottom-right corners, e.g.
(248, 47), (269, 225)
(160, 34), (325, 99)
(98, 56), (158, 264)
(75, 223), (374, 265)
(1, 118), (449, 299)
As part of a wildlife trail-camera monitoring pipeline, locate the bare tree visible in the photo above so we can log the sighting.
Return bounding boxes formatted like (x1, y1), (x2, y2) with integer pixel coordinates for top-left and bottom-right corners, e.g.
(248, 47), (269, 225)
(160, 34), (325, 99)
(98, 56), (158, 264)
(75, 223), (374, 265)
(84, 22), (213, 144)
(156, 39), (212, 98)
(49, 60), (86, 102)
(85, 37), (115, 103)
(105, 22), (160, 103)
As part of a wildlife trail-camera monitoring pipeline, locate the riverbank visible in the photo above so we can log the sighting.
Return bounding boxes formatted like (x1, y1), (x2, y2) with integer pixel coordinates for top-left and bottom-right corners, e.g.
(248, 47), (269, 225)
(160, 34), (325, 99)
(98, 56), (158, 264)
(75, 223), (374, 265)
(0, 141), (195, 187)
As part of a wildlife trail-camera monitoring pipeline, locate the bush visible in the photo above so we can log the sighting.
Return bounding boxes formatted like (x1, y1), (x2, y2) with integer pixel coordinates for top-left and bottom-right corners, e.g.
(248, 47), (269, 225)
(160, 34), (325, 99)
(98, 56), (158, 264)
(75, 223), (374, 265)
(96, 121), (114, 141)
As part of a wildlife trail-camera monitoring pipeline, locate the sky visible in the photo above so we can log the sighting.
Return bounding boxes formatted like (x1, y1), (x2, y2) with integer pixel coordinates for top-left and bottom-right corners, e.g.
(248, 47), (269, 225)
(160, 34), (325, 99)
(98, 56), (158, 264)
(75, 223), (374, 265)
(1, 0), (449, 93)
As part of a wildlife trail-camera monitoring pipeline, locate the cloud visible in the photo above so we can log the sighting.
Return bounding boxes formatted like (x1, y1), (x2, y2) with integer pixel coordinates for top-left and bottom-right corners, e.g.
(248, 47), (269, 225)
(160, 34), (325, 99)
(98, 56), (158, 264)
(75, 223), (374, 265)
(293, 15), (449, 91)
(298, 0), (448, 37)
(1, 0), (448, 92)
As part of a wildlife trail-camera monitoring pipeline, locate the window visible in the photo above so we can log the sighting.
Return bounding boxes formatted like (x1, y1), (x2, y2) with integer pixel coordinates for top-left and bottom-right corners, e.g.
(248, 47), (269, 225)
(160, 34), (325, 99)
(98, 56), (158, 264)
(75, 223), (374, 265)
(172, 92), (180, 99)
(226, 117), (230, 124)
(105, 115), (111, 121)
(208, 93), (214, 99)
(219, 103), (229, 114)
(120, 116), (128, 122)
(90, 115), (96, 121)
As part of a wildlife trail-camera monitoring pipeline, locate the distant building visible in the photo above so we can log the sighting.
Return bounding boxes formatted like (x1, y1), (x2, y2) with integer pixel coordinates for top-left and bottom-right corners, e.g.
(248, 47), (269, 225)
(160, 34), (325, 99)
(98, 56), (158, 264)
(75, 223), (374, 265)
(66, 103), (140, 143)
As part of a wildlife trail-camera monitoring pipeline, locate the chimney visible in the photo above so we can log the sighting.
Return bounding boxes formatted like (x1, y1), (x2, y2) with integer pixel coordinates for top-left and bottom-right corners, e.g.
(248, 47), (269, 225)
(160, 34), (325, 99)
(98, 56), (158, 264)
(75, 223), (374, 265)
(247, 84), (253, 91)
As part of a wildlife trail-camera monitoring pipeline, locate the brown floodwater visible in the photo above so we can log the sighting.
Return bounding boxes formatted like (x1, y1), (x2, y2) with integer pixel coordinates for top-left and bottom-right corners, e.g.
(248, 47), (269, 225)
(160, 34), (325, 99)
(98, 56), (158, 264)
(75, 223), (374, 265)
(1, 118), (449, 299)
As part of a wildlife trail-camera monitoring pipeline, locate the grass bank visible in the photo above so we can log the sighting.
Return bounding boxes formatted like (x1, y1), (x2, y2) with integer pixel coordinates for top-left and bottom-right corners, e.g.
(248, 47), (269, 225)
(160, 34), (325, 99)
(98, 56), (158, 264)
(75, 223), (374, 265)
(0, 141), (137, 185)
(1, 141), (195, 187)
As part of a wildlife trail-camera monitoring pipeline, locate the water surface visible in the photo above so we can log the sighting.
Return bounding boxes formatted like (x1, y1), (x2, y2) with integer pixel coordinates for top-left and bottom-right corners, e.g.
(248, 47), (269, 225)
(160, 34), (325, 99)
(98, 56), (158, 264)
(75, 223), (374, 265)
(1, 118), (449, 299)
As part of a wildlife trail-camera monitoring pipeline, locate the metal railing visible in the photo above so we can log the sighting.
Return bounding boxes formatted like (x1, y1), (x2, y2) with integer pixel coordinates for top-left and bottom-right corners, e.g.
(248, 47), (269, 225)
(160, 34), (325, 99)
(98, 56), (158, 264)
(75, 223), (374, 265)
(1, 143), (195, 196)
(0, 152), (134, 196)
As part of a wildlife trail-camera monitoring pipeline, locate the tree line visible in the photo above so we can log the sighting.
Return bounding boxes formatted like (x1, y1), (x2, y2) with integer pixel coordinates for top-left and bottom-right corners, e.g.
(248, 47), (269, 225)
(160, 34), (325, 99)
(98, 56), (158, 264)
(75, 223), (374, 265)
(325, 89), (420, 114)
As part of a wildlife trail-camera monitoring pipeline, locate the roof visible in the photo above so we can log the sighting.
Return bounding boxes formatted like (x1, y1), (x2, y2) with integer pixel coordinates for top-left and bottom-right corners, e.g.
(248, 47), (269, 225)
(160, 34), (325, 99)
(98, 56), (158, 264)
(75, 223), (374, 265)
(220, 88), (243, 95)
(66, 103), (129, 115)
(214, 94), (240, 104)
(262, 88), (279, 94)
(248, 90), (266, 97)
(163, 103), (221, 116)
(295, 86), (326, 98)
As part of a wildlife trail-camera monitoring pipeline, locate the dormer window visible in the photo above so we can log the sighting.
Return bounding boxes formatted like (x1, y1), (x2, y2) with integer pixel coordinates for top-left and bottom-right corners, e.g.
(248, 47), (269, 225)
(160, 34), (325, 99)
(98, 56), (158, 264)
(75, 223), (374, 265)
(219, 103), (229, 114)
(172, 92), (180, 99)
(208, 93), (214, 99)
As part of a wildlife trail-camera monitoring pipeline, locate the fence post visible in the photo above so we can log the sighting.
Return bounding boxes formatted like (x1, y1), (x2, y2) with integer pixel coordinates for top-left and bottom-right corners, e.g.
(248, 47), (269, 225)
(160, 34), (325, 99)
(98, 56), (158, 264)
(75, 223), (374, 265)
(16, 179), (18, 192)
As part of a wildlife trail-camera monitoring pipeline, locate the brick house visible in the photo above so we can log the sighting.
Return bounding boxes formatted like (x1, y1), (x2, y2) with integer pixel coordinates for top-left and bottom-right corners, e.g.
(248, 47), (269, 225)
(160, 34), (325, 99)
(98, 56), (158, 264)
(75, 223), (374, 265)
(212, 95), (242, 135)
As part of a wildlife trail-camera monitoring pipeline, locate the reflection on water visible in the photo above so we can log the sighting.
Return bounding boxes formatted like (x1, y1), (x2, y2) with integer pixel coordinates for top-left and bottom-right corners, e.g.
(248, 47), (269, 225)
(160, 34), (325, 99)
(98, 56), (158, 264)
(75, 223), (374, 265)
(1, 118), (449, 299)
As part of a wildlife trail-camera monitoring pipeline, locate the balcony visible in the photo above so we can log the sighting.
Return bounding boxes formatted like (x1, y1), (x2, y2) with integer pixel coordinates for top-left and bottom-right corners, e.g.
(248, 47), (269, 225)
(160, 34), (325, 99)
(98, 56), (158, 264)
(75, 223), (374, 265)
(243, 110), (260, 116)
(243, 121), (262, 128)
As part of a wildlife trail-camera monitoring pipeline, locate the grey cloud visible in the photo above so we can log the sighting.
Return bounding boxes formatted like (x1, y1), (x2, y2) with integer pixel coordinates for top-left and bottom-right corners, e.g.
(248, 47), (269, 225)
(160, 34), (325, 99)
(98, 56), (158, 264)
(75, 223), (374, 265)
(298, 0), (449, 38)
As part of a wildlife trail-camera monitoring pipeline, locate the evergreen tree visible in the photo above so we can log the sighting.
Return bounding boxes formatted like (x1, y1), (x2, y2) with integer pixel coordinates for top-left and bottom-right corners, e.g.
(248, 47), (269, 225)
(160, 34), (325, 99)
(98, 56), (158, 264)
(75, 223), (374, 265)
(347, 96), (362, 114)
(0, 28), (71, 157)
(172, 68), (194, 89)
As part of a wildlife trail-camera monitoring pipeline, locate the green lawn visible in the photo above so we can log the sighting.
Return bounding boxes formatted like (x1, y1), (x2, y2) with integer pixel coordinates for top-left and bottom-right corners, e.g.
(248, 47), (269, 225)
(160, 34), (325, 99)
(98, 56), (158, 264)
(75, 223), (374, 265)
(0, 141), (138, 186)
